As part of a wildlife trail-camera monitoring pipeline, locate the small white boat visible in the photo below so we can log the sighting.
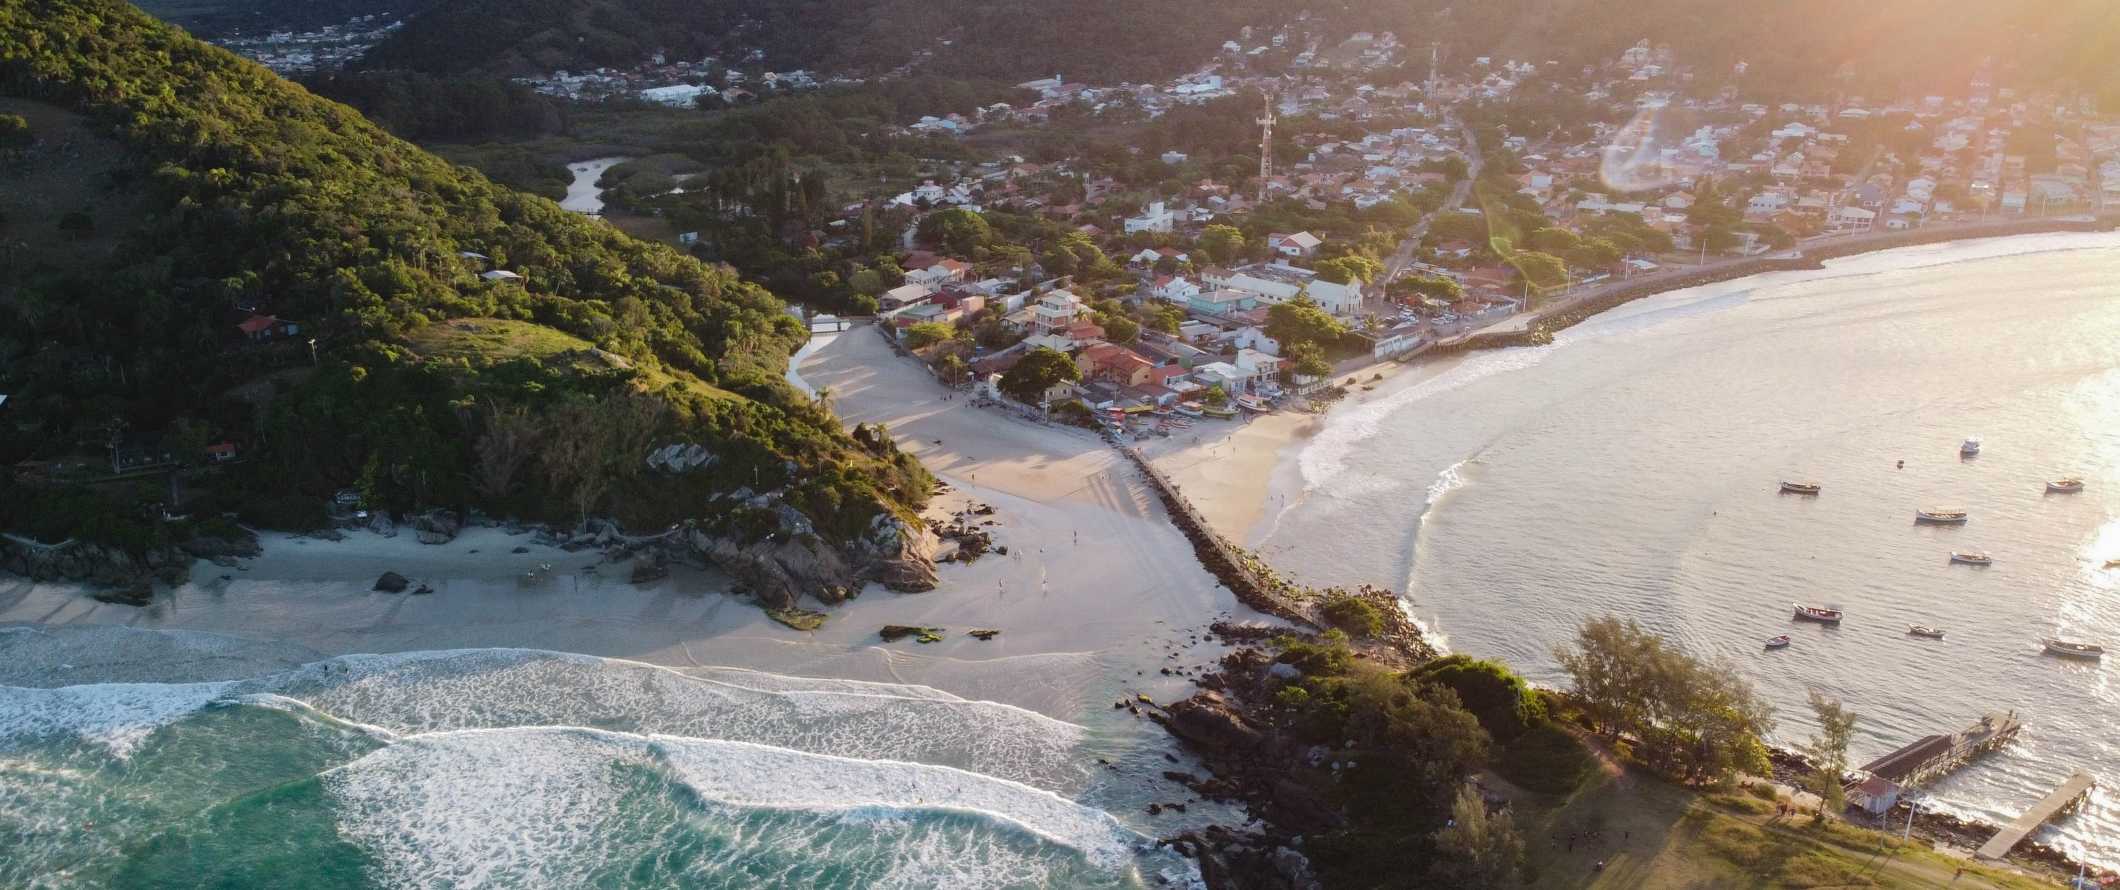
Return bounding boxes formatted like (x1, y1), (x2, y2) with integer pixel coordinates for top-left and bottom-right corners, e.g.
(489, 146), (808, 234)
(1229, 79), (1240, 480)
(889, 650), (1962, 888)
(1960, 437), (1981, 455)
(2042, 639), (2105, 660)
(1949, 551), (1992, 566)
(2047, 478), (2085, 494)
(1173, 402), (1203, 418)
(1916, 509), (1970, 524)
(1908, 625), (1946, 640)
(1764, 635), (1791, 649)
(1793, 604), (1843, 624)
(1779, 481), (1821, 495)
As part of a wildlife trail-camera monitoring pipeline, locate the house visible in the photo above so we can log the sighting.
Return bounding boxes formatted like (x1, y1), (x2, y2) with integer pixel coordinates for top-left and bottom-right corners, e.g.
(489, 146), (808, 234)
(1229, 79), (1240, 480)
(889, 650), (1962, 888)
(1829, 205), (1876, 233)
(1152, 275), (1202, 303)
(1230, 326), (1280, 356)
(880, 283), (932, 310)
(205, 441), (239, 463)
(1233, 348), (1281, 379)
(904, 259), (967, 291)
(1269, 231), (1324, 258)
(1218, 272), (1304, 303)
(1844, 775), (1901, 817)
(1124, 201), (1176, 234)
(237, 314), (299, 342)
(1188, 288), (1261, 317)
(1077, 343), (1154, 387)
(1191, 361), (1255, 394)
(1305, 279), (1365, 316)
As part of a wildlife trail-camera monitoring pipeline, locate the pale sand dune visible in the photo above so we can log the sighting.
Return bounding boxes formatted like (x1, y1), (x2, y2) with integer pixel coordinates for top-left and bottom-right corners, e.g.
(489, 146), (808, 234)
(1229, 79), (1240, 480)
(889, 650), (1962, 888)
(0, 325), (1252, 718)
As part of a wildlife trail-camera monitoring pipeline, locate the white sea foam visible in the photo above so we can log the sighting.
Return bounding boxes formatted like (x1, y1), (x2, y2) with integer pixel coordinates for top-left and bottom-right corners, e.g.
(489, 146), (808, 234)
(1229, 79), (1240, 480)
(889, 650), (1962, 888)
(1299, 347), (1556, 494)
(323, 727), (1148, 889)
(251, 648), (1088, 788)
(0, 681), (233, 757)
(1424, 458), (1472, 507)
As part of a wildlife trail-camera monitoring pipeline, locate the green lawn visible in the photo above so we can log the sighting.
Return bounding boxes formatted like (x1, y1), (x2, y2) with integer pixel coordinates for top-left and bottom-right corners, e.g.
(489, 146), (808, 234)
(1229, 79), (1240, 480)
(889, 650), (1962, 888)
(1514, 770), (2051, 889)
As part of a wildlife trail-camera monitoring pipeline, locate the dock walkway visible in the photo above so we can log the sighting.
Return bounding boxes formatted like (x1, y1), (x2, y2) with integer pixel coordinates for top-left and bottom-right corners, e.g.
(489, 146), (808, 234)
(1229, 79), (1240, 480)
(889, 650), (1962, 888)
(1975, 771), (2095, 860)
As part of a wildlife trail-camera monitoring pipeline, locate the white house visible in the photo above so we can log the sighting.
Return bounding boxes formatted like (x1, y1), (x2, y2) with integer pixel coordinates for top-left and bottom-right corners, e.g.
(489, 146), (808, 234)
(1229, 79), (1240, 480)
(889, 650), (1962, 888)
(1124, 201), (1176, 234)
(1230, 326), (1280, 356)
(1829, 206), (1875, 233)
(1269, 231), (1323, 258)
(1304, 278), (1365, 316)
(1373, 322), (1425, 359)
(1218, 272), (1303, 303)
(1152, 275), (1202, 303)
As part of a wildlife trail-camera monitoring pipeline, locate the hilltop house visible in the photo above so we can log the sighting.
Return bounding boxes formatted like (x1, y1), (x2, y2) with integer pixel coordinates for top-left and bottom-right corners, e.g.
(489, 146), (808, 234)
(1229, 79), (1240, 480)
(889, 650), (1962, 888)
(1124, 201), (1176, 234)
(236, 314), (299, 342)
(1269, 231), (1323, 258)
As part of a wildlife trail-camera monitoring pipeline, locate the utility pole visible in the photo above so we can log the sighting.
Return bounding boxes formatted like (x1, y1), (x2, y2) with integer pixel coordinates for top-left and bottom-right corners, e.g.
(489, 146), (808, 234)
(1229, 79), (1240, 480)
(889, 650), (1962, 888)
(1256, 91), (1275, 204)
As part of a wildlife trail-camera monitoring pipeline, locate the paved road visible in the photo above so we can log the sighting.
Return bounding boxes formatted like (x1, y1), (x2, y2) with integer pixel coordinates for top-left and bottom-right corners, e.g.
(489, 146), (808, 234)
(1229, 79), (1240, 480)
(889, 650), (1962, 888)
(1381, 119), (1482, 290)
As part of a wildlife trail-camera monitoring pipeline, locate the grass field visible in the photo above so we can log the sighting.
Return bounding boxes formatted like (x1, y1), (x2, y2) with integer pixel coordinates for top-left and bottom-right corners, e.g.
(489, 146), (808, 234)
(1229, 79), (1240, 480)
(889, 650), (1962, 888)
(1513, 765), (2052, 888)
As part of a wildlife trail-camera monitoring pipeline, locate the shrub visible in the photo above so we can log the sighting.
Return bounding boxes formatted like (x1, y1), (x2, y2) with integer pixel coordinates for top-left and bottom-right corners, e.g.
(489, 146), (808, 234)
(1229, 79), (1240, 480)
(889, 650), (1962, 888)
(1320, 592), (1383, 638)
(1494, 719), (1596, 794)
(1410, 654), (1545, 741)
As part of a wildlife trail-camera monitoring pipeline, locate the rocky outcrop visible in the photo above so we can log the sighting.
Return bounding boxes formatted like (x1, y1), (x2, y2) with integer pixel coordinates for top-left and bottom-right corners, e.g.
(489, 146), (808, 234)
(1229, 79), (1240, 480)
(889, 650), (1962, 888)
(1158, 690), (1265, 753)
(854, 513), (940, 592)
(177, 528), (262, 561)
(373, 571), (410, 593)
(1, 535), (187, 599)
(411, 509), (460, 545)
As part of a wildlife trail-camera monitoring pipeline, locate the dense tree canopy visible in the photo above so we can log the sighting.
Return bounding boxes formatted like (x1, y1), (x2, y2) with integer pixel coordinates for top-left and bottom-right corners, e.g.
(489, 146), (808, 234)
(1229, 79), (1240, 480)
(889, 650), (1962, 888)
(0, 0), (928, 547)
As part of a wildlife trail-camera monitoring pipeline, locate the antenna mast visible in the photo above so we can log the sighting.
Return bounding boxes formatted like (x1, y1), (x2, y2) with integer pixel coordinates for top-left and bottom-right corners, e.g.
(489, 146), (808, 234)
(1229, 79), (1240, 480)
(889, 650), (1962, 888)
(1256, 91), (1275, 203)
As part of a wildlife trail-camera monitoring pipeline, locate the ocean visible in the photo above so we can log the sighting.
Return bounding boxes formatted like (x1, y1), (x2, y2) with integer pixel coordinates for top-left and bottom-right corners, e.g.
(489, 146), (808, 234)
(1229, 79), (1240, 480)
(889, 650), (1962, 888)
(1260, 230), (2120, 868)
(0, 627), (1203, 889)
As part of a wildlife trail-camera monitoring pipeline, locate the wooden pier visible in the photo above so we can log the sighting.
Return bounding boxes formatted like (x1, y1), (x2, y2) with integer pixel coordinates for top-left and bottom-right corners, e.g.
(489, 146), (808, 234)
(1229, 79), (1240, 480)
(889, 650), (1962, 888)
(1858, 710), (2021, 786)
(1976, 771), (2095, 861)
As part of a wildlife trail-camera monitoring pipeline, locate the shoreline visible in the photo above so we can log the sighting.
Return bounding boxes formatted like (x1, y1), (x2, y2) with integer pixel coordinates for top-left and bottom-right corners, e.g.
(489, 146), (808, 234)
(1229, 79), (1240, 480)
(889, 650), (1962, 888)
(1149, 218), (2120, 546)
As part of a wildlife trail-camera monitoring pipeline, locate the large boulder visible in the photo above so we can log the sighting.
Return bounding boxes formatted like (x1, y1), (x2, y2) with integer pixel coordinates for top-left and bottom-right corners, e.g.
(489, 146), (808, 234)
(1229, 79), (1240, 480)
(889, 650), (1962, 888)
(1160, 691), (1265, 753)
(852, 513), (939, 592)
(686, 525), (859, 611)
(373, 571), (410, 593)
(411, 510), (460, 545)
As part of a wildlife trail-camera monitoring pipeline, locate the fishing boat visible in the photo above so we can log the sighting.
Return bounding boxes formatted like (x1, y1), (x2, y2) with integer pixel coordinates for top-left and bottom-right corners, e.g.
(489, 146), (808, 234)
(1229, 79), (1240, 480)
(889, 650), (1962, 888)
(1949, 551), (1993, 566)
(2047, 478), (2085, 494)
(2041, 639), (2106, 660)
(1908, 625), (1947, 640)
(1779, 481), (1822, 495)
(1201, 404), (1238, 419)
(1960, 437), (1982, 456)
(1916, 508), (1970, 524)
(1173, 402), (1203, 418)
(1792, 604), (1844, 624)
(1764, 635), (1791, 650)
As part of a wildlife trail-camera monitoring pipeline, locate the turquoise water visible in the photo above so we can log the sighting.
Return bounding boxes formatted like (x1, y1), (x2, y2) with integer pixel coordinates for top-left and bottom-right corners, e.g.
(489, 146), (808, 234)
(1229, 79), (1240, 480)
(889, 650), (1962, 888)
(1, 631), (1198, 889)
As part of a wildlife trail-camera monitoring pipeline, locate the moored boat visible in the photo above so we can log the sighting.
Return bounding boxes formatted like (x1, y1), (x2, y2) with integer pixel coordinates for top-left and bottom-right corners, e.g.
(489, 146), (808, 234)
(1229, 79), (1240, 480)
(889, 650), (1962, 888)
(1792, 604), (1843, 623)
(2042, 639), (2105, 660)
(2047, 478), (2085, 494)
(1960, 436), (1981, 455)
(1779, 481), (1821, 495)
(1173, 402), (1203, 418)
(1916, 508), (1969, 524)
(1949, 551), (1992, 566)
(1908, 625), (1946, 639)
(1764, 635), (1791, 649)
(1201, 404), (1238, 419)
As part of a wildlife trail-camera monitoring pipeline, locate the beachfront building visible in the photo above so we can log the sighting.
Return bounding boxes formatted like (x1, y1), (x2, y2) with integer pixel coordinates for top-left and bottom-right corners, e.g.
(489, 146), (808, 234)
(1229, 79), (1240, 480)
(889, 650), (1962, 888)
(1304, 278), (1365, 316)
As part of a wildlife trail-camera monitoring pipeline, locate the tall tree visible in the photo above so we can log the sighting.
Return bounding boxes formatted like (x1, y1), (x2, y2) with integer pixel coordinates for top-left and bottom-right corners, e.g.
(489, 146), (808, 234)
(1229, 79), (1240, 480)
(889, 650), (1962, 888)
(1801, 691), (1859, 814)
(1430, 785), (1525, 886)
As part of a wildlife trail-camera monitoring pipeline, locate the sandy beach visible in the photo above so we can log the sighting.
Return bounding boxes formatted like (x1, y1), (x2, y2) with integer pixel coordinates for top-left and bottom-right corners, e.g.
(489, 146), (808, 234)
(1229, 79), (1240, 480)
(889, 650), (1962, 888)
(0, 324), (1247, 719)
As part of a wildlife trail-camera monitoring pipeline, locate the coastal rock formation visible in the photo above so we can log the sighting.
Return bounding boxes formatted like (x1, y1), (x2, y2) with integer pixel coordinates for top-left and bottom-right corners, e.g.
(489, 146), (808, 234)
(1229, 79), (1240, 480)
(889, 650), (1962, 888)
(1, 535), (189, 596)
(1159, 691), (1265, 753)
(686, 524), (857, 610)
(856, 513), (940, 591)
(411, 509), (461, 545)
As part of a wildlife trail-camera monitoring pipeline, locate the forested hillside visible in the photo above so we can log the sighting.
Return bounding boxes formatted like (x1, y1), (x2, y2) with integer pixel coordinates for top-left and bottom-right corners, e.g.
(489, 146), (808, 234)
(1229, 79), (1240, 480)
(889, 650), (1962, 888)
(0, 0), (928, 561)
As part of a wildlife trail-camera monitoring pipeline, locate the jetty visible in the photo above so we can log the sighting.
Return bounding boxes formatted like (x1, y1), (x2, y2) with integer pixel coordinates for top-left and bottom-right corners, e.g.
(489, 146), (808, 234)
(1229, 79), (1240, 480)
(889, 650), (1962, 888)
(1859, 710), (2021, 786)
(1975, 771), (2095, 860)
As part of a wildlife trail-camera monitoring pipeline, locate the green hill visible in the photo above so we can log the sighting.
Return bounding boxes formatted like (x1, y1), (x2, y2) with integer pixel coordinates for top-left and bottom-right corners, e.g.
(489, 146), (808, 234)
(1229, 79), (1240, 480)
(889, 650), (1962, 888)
(0, 0), (933, 605)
